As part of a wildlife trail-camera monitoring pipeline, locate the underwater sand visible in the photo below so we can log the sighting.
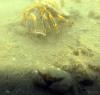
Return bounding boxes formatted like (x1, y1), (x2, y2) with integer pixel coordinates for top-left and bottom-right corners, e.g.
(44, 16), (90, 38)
(0, 0), (100, 95)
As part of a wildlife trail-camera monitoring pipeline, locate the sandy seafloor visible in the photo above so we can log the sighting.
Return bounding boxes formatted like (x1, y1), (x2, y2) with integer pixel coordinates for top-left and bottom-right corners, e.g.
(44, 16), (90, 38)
(0, 0), (100, 95)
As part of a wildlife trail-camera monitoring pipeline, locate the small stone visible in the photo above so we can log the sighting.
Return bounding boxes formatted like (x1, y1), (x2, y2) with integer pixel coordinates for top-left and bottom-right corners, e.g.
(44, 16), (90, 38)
(5, 90), (10, 94)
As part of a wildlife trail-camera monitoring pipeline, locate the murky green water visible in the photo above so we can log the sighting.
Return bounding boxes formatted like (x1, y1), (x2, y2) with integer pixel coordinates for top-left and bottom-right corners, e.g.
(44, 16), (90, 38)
(0, 0), (100, 95)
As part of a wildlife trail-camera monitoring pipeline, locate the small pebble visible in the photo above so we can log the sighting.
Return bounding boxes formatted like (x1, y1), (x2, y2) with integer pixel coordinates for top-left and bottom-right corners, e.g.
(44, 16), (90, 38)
(5, 90), (10, 94)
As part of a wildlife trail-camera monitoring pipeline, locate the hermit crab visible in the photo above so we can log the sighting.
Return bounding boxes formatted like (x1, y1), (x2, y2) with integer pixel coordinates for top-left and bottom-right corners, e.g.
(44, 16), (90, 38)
(22, 0), (73, 36)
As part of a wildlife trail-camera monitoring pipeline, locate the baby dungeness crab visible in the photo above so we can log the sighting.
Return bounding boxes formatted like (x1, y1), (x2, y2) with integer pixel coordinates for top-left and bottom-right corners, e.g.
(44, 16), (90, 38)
(22, 1), (73, 37)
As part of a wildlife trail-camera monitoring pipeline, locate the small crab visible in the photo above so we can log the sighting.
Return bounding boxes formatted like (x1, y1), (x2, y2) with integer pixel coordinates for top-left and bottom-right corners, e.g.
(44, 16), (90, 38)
(22, 1), (73, 36)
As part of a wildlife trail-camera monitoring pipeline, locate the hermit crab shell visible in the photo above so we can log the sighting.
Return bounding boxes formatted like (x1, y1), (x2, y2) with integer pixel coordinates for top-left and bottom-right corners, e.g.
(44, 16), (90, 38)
(22, 3), (73, 36)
